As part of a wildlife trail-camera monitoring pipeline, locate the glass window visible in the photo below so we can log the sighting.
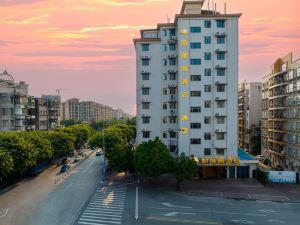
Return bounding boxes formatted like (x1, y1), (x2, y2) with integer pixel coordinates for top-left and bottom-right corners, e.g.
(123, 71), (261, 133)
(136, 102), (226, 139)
(217, 37), (225, 44)
(190, 91), (201, 97)
(217, 84), (225, 92)
(142, 73), (149, 80)
(162, 29), (167, 36)
(190, 107), (201, 113)
(217, 52), (225, 60)
(217, 69), (225, 76)
(162, 44), (167, 51)
(142, 116), (150, 124)
(216, 20), (225, 28)
(190, 42), (201, 49)
(142, 59), (150, 66)
(162, 116), (167, 123)
(204, 148), (211, 156)
(190, 59), (201, 65)
(170, 131), (176, 138)
(163, 132), (167, 138)
(142, 102), (150, 109)
(204, 116), (211, 124)
(163, 88), (168, 95)
(191, 123), (201, 129)
(204, 68), (211, 76)
(190, 27), (201, 33)
(169, 58), (176, 65)
(204, 36), (211, 44)
(191, 75), (201, 81)
(216, 133), (225, 140)
(217, 100), (225, 108)
(142, 44), (149, 51)
(142, 131), (150, 138)
(204, 101), (211, 108)
(142, 88), (150, 95)
(163, 103), (167, 109)
(169, 29), (176, 37)
(216, 148), (225, 155)
(170, 88), (176, 95)
(204, 85), (211, 92)
(169, 44), (176, 51)
(169, 73), (176, 80)
(216, 116), (225, 124)
(190, 139), (201, 144)
(204, 20), (211, 28)
(163, 59), (167, 66)
(204, 52), (211, 60)
(204, 133), (211, 140)
(169, 116), (177, 123)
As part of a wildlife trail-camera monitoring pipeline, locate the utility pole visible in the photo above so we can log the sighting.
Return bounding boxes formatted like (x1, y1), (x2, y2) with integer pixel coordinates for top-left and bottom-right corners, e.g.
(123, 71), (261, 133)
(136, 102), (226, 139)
(135, 186), (138, 220)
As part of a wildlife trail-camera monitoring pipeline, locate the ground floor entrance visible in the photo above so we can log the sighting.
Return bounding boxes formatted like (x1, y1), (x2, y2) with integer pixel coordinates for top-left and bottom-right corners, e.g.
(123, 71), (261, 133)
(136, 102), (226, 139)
(199, 166), (251, 179)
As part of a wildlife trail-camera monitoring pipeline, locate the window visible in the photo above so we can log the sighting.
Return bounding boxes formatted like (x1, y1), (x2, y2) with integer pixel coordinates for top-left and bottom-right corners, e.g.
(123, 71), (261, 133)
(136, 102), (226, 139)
(163, 132), (167, 138)
(190, 59), (201, 65)
(217, 69), (225, 76)
(204, 133), (211, 140)
(217, 84), (225, 92)
(163, 73), (167, 80)
(163, 117), (167, 123)
(191, 75), (201, 81)
(169, 58), (176, 65)
(163, 88), (168, 95)
(204, 20), (211, 28)
(142, 59), (150, 66)
(217, 36), (225, 44)
(169, 73), (176, 80)
(169, 44), (176, 51)
(142, 73), (149, 80)
(204, 116), (211, 124)
(216, 20), (225, 28)
(162, 29), (167, 36)
(204, 85), (211, 92)
(191, 123), (201, 129)
(142, 131), (150, 138)
(169, 29), (176, 37)
(169, 116), (177, 123)
(216, 148), (225, 155)
(169, 102), (176, 109)
(163, 59), (167, 66)
(190, 139), (201, 144)
(216, 133), (225, 140)
(216, 116), (225, 124)
(142, 102), (150, 109)
(204, 101), (211, 108)
(217, 100), (225, 108)
(142, 116), (150, 124)
(190, 107), (201, 113)
(170, 131), (176, 138)
(204, 148), (211, 156)
(163, 103), (167, 109)
(190, 27), (201, 33)
(204, 52), (211, 60)
(142, 44), (149, 51)
(204, 36), (211, 44)
(217, 52), (225, 60)
(190, 42), (201, 49)
(204, 68), (211, 76)
(142, 87), (150, 95)
(190, 91), (201, 97)
(170, 88), (176, 95)
(162, 44), (167, 51)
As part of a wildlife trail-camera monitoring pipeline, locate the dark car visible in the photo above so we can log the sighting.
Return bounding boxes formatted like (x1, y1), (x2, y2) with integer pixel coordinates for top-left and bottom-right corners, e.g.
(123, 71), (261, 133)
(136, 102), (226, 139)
(96, 151), (102, 156)
(61, 157), (70, 165)
(79, 152), (86, 158)
(60, 164), (70, 173)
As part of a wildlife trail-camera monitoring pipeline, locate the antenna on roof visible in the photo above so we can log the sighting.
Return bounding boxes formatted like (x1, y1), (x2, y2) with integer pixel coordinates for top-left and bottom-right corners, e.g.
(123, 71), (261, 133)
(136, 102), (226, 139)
(215, 2), (217, 14)
(224, 2), (227, 14)
(167, 14), (170, 23)
(212, 0), (214, 13)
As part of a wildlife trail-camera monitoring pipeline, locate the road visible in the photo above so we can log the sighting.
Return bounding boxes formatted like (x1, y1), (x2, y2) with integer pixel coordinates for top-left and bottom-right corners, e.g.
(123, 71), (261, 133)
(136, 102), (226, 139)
(0, 151), (103, 225)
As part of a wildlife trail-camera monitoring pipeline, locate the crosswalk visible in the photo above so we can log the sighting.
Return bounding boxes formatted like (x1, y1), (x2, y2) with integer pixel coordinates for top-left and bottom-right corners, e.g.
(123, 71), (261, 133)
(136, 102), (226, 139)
(76, 182), (127, 225)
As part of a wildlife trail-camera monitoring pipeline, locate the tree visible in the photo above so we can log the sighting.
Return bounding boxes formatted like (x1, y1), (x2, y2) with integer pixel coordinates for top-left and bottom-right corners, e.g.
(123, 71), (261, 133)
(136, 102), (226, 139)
(65, 124), (93, 150)
(134, 137), (173, 180)
(0, 149), (14, 182)
(45, 130), (75, 157)
(60, 119), (82, 127)
(106, 144), (134, 173)
(173, 153), (198, 190)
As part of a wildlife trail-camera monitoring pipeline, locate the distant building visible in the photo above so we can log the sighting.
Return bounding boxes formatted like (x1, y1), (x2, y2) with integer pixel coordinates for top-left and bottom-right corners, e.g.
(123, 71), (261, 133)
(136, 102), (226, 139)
(60, 98), (131, 123)
(238, 81), (262, 153)
(0, 70), (34, 131)
(261, 53), (300, 172)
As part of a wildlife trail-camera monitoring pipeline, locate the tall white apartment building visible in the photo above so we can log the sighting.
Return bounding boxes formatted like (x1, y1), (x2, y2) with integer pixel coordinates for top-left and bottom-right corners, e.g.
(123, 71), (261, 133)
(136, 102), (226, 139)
(135, 0), (241, 161)
(238, 81), (262, 153)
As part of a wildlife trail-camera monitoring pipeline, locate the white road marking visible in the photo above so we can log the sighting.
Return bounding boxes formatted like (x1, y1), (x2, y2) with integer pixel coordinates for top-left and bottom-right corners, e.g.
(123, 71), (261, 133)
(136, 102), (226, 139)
(259, 209), (276, 213)
(0, 208), (9, 218)
(268, 219), (286, 224)
(161, 202), (192, 209)
(162, 211), (196, 217)
(232, 219), (255, 224)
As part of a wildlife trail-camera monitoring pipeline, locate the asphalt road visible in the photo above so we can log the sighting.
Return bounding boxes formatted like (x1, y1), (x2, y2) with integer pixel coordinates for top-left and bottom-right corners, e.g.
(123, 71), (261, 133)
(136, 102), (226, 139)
(0, 151), (103, 225)
(123, 185), (300, 225)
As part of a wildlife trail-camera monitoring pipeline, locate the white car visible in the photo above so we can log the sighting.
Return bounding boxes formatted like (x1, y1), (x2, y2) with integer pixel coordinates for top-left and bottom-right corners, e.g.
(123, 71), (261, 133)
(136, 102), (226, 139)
(256, 155), (264, 161)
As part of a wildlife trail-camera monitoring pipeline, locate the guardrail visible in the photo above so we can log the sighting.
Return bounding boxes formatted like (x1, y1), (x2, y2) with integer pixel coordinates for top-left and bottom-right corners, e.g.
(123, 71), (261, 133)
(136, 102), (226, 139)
(55, 150), (94, 184)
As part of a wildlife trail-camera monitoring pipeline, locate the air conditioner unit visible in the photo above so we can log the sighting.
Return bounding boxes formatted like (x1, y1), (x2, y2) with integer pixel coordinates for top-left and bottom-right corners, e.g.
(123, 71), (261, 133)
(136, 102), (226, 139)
(215, 129), (220, 133)
(215, 113), (220, 117)
(215, 81), (220, 85)
(141, 70), (147, 73)
(215, 97), (220, 101)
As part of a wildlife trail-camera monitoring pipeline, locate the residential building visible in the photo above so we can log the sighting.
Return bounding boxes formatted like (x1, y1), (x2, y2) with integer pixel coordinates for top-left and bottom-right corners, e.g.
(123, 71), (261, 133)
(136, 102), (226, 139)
(61, 98), (130, 123)
(134, 1), (257, 178)
(262, 53), (300, 172)
(0, 70), (35, 131)
(238, 81), (262, 153)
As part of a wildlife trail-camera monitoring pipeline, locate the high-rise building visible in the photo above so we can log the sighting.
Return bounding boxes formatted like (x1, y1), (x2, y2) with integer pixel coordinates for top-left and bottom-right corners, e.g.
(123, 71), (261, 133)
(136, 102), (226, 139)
(238, 81), (262, 153)
(262, 53), (300, 172)
(135, 0), (240, 157)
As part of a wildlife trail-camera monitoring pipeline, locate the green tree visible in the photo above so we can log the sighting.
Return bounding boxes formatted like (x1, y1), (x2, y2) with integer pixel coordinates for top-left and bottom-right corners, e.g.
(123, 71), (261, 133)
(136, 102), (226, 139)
(173, 153), (198, 190)
(0, 149), (14, 182)
(134, 137), (173, 180)
(65, 124), (93, 149)
(45, 130), (75, 157)
(60, 119), (82, 127)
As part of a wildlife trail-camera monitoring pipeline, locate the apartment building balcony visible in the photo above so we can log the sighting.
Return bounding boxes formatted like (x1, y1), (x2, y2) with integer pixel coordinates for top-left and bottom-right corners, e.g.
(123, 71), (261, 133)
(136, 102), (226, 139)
(169, 95), (177, 102)
(215, 111), (226, 117)
(268, 148), (287, 157)
(168, 69), (177, 74)
(214, 32), (227, 37)
(268, 138), (287, 146)
(168, 37), (177, 44)
(141, 55), (150, 60)
(168, 54), (177, 59)
(141, 70), (150, 74)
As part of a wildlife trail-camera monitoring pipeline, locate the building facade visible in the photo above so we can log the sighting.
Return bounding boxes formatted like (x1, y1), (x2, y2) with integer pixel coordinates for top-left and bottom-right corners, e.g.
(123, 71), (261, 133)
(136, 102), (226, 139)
(262, 53), (300, 172)
(134, 0), (247, 178)
(238, 81), (262, 153)
(61, 98), (130, 123)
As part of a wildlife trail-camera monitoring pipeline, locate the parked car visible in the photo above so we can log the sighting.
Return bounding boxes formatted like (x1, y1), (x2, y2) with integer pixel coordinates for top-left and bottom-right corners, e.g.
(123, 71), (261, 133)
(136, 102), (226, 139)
(96, 151), (102, 156)
(263, 159), (271, 166)
(61, 157), (70, 165)
(256, 155), (264, 161)
(74, 156), (81, 162)
(60, 164), (70, 173)
(79, 152), (86, 158)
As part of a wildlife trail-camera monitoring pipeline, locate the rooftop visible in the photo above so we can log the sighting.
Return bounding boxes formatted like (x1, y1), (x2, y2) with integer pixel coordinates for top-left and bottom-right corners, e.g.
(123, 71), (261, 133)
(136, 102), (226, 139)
(0, 70), (14, 83)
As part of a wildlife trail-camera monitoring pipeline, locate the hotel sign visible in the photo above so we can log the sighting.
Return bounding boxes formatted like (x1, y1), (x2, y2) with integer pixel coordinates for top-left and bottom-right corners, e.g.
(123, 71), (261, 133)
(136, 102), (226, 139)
(199, 156), (240, 166)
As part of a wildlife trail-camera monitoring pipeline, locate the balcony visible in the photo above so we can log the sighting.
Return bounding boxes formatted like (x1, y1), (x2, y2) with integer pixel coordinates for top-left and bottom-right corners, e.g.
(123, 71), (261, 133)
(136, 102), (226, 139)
(214, 32), (227, 37)
(168, 69), (177, 74)
(141, 55), (150, 60)
(168, 37), (177, 44)
(168, 54), (177, 59)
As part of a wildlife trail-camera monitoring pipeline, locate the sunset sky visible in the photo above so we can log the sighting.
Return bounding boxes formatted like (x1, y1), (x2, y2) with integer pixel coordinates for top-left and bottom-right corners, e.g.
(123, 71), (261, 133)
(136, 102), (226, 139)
(0, 0), (299, 114)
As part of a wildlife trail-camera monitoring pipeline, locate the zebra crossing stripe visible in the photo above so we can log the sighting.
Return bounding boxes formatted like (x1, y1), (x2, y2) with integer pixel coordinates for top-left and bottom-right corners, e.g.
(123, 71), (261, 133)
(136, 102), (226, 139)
(82, 215), (121, 221)
(83, 212), (122, 217)
(79, 218), (121, 224)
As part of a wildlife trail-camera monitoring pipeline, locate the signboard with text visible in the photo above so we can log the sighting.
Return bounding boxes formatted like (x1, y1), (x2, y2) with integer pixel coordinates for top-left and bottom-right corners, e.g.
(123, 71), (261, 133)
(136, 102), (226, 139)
(269, 171), (296, 184)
